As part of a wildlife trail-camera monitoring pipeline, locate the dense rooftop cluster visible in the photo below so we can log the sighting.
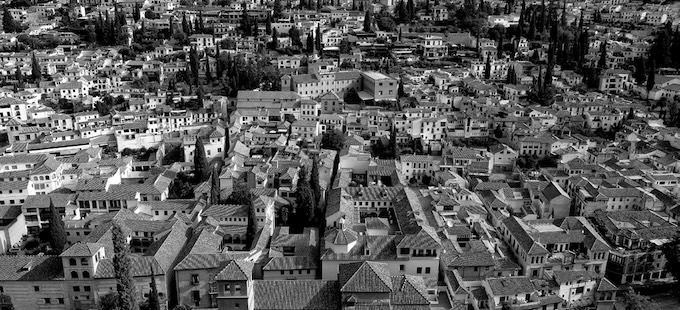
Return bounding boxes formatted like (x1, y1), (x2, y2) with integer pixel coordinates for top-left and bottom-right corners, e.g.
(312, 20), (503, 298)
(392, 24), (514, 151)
(0, 0), (679, 308)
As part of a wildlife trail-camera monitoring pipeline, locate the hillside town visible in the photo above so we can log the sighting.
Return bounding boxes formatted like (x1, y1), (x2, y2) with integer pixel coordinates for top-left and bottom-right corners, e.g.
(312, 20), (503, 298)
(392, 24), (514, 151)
(0, 0), (679, 308)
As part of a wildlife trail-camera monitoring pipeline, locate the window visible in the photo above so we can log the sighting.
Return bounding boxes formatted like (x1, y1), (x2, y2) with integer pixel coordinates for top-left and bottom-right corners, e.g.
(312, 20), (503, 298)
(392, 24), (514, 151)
(235, 284), (241, 293)
(34, 286), (40, 292)
(400, 265), (405, 271)
(235, 303), (240, 308)
(73, 286), (80, 292)
(417, 267), (422, 274)
(44, 298), (50, 304)
(83, 271), (90, 278)
(225, 284), (230, 292)
(71, 271), (79, 279)
(84, 286), (91, 292)
(58, 298), (64, 304)
(69, 258), (77, 266)
(191, 274), (200, 285)
(425, 267), (431, 274)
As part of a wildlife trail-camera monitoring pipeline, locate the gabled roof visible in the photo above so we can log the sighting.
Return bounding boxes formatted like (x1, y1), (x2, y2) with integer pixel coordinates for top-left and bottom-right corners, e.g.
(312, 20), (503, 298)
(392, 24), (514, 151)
(252, 280), (340, 310)
(597, 277), (619, 291)
(339, 261), (392, 293)
(59, 242), (103, 257)
(215, 260), (254, 281)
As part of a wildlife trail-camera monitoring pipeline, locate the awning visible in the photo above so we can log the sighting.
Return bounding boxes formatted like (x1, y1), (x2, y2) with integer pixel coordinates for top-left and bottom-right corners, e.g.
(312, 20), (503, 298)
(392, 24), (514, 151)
(357, 91), (374, 101)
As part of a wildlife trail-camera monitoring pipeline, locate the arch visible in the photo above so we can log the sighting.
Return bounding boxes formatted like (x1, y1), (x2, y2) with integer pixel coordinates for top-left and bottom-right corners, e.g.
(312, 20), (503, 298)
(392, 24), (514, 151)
(70, 271), (79, 279)
(82, 271), (90, 279)
(80, 258), (89, 266)
(233, 234), (241, 244)
(69, 258), (77, 266)
(224, 234), (232, 243)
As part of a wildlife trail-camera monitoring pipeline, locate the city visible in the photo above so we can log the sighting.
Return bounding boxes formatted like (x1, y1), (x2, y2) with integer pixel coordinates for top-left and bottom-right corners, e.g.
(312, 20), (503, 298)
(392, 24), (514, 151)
(0, 0), (677, 309)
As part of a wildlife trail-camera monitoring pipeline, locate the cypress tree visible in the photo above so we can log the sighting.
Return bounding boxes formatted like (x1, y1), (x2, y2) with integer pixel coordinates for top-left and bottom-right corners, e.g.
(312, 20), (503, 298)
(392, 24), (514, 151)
(310, 158), (321, 206)
(2, 8), (15, 33)
(224, 126), (230, 156)
(265, 13), (272, 34)
(205, 53), (212, 82)
(147, 265), (161, 310)
(407, 0), (415, 21)
(307, 32), (314, 53)
(484, 56), (491, 79)
(31, 52), (41, 82)
(315, 26), (322, 54)
(48, 199), (66, 254)
(390, 125), (399, 158)
(294, 166), (314, 230)
(597, 40), (607, 70)
(271, 28), (278, 50)
(194, 138), (209, 182)
(182, 13), (189, 34)
(363, 10), (372, 32)
(112, 222), (137, 310)
(211, 164), (221, 205)
(647, 60), (656, 94)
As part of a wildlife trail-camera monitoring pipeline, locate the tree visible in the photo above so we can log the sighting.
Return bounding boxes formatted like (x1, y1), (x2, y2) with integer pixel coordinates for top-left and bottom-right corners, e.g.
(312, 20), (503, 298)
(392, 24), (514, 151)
(363, 10), (372, 32)
(47, 199), (67, 254)
(146, 265), (161, 310)
(621, 287), (659, 310)
(210, 164), (221, 205)
(661, 235), (680, 300)
(97, 293), (118, 310)
(289, 26), (302, 48)
(240, 4), (252, 36)
(2, 8), (17, 33)
(484, 56), (491, 79)
(647, 60), (656, 94)
(112, 222), (137, 310)
(306, 32), (314, 53)
(315, 26), (322, 55)
(397, 79), (404, 97)
(273, 0), (283, 19)
(597, 40), (608, 70)
(310, 157), (321, 205)
(270, 28), (278, 50)
(193, 138), (209, 183)
(390, 126), (400, 158)
(321, 129), (346, 150)
(294, 166), (315, 231)
(224, 127), (230, 157)
(494, 124), (503, 138)
(31, 52), (41, 81)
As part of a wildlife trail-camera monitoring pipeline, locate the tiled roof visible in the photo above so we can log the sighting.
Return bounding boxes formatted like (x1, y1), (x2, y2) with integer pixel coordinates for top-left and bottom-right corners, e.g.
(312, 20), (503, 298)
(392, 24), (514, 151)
(597, 277), (619, 291)
(215, 260), (254, 281)
(174, 253), (248, 271)
(339, 261), (392, 293)
(252, 280), (340, 310)
(0, 255), (63, 281)
(325, 228), (358, 245)
(390, 275), (429, 306)
(396, 230), (440, 249)
(486, 276), (536, 296)
(263, 256), (317, 270)
(551, 270), (597, 284)
(59, 242), (103, 257)
(94, 255), (164, 278)
(202, 204), (248, 219)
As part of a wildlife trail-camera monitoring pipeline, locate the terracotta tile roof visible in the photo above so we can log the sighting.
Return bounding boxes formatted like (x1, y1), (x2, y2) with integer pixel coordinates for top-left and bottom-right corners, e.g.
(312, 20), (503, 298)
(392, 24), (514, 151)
(339, 261), (392, 293)
(252, 280), (340, 310)
(0, 255), (63, 281)
(215, 260), (254, 281)
(59, 242), (104, 257)
(486, 276), (536, 296)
